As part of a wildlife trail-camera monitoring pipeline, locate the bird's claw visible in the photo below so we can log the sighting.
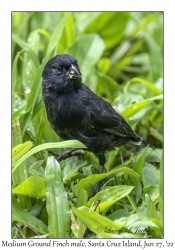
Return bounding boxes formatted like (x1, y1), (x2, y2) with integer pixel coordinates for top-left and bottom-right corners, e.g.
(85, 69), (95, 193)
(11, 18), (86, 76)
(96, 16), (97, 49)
(57, 149), (75, 160)
(48, 148), (83, 161)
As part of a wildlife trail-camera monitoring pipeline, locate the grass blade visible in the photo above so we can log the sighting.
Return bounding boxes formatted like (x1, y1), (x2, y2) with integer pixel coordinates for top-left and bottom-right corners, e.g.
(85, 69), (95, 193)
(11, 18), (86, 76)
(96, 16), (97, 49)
(121, 95), (163, 119)
(12, 196), (48, 235)
(134, 147), (148, 176)
(71, 203), (122, 237)
(45, 156), (71, 238)
(46, 12), (70, 55)
(12, 140), (86, 173)
(12, 176), (45, 198)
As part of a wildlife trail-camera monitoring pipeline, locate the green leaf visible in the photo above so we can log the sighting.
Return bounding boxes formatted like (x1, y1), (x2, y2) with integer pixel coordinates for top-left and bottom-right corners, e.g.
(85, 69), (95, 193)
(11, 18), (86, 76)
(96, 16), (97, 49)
(20, 52), (52, 135)
(71, 185), (88, 208)
(134, 147), (148, 176)
(22, 33), (40, 91)
(29, 201), (45, 217)
(87, 186), (134, 213)
(12, 34), (39, 70)
(82, 12), (129, 49)
(76, 173), (107, 189)
(124, 77), (162, 95)
(37, 29), (51, 40)
(145, 32), (163, 73)
(12, 141), (33, 165)
(71, 204), (122, 237)
(116, 213), (161, 238)
(121, 94), (163, 120)
(95, 71), (118, 101)
(75, 166), (142, 204)
(112, 92), (144, 113)
(12, 33), (27, 49)
(98, 57), (111, 74)
(12, 140), (86, 173)
(20, 13), (70, 135)
(66, 34), (105, 81)
(58, 13), (75, 53)
(12, 105), (26, 121)
(12, 121), (30, 209)
(77, 189), (88, 208)
(60, 156), (87, 183)
(145, 148), (163, 163)
(127, 195), (138, 212)
(96, 232), (143, 238)
(145, 194), (160, 220)
(35, 108), (61, 143)
(12, 49), (25, 95)
(12, 196), (48, 235)
(76, 167), (139, 189)
(142, 163), (160, 186)
(150, 127), (163, 143)
(46, 12), (70, 54)
(143, 185), (159, 202)
(148, 217), (163, 238)
(70, 210), (79, 238)
(45, 156), (71, 238)
(12, 176), (46, 198)
(159, 153), (163, 200)
(158, 197), (163, 223)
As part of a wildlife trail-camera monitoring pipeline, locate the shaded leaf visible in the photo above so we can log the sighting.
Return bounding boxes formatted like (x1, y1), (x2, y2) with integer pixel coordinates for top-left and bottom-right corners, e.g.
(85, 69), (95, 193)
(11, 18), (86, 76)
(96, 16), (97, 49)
(12, 196), (48, 235)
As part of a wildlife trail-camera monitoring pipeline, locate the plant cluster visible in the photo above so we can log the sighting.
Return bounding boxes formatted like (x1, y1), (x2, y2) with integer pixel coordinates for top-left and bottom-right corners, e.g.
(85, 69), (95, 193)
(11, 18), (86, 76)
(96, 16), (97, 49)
(12, 12), (163, 238)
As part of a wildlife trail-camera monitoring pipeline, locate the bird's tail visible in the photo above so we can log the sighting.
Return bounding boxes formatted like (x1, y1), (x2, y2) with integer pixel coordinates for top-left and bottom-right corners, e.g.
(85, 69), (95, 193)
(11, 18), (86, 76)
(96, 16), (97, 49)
(142, 139), (155, 149)
(130, 133), (155, 149)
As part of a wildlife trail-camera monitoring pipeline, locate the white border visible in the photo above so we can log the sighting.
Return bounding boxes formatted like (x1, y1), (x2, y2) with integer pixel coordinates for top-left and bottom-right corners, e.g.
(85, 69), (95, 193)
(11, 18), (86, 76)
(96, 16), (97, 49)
(1, 0), (174, 247)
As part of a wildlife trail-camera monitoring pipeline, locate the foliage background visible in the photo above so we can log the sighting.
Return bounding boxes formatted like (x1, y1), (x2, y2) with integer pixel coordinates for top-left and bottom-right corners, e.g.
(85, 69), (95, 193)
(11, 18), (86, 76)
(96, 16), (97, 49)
(12, 12), (163, 239)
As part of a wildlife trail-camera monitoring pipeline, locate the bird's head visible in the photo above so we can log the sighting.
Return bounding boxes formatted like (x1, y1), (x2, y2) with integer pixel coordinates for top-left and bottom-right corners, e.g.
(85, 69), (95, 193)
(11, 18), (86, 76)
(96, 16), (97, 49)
(42, 54), (82, 93)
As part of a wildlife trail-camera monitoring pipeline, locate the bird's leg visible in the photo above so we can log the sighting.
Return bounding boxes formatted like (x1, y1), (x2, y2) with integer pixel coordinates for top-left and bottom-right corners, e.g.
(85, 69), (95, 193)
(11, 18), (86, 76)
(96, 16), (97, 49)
(93, 154), (106, 195)
(48, 148), (83, 161)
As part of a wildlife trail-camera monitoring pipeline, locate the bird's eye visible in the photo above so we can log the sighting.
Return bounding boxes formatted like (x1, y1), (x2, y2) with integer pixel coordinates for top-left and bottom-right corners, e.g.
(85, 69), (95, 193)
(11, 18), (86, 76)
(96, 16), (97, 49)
(57, 66), (62, 71)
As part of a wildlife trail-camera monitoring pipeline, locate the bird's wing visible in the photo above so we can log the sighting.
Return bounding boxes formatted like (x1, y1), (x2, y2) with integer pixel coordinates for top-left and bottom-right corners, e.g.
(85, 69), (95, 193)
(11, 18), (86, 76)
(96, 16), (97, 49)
(81, 85), (139, 139)
(90, 112), (138, 139)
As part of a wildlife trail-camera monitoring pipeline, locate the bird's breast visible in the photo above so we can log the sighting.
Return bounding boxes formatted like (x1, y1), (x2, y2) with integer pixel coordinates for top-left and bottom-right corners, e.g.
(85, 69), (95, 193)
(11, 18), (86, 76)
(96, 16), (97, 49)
(47, 92), (84, 130)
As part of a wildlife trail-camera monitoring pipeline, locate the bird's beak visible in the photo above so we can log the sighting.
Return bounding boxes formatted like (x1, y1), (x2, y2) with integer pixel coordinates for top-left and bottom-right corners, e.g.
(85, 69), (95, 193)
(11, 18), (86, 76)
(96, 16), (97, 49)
(68, 64), (82, 79)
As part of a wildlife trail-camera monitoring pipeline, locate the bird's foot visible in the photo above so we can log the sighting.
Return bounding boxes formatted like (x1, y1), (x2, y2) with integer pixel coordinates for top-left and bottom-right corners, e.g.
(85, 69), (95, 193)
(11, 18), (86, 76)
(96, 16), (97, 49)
(88, 180), (103, 200)
(93, 180), (103, 196)
(89, 163), (104, 199)
(48, 148), (83, 161)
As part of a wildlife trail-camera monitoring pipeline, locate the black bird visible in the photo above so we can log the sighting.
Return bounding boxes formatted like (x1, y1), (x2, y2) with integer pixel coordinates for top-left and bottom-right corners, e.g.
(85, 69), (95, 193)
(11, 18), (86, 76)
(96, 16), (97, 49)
(42, 54), (152, 193)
